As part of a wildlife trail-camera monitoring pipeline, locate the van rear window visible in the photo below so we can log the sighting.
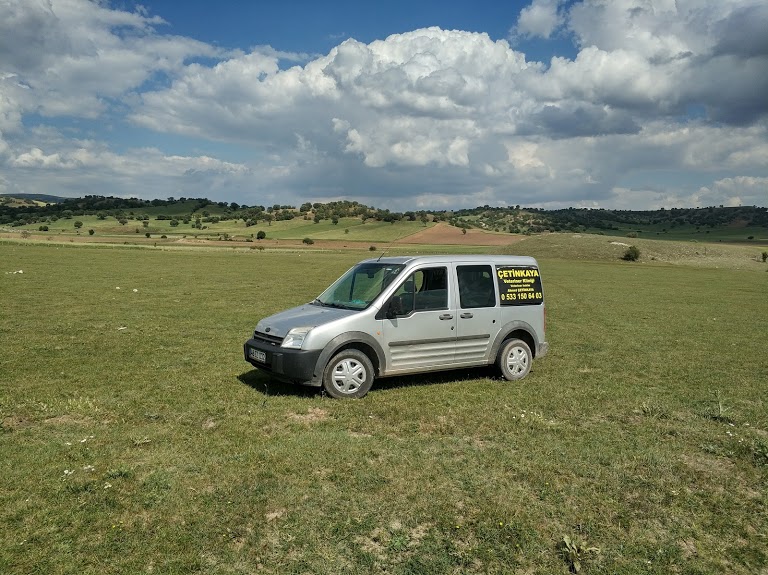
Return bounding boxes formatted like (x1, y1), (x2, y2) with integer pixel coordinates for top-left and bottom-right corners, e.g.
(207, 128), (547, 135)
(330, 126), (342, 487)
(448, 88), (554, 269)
(495, 266), (543, 305)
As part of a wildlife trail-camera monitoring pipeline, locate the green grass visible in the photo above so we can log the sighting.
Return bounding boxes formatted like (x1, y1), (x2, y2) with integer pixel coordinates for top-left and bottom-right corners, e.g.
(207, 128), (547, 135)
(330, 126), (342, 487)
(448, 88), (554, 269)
(1, 242), (766, 574)
(511, 233), (768, 271)
(11, 215), (435, 243)
(587, 223), (768, 243)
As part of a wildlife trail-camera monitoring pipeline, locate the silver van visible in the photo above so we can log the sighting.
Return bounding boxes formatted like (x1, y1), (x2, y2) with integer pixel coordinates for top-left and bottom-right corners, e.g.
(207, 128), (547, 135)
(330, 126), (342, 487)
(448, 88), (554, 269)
(244, 255), (548, 398)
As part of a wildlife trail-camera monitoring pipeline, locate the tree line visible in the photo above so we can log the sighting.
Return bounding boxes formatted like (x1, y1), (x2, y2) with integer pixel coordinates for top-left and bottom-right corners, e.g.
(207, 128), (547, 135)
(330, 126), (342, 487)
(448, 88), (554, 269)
(1, 194), (766, 234)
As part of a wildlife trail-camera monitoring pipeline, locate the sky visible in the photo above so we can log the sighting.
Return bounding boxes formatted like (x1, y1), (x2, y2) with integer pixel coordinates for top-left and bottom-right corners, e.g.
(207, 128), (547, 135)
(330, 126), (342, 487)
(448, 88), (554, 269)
(1, 0), (767, 211)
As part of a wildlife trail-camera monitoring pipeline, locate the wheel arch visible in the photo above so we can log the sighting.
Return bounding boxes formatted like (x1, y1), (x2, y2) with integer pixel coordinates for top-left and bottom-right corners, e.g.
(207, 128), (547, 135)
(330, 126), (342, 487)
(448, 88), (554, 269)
(490, 320), (539, 361)
(311, 332), (386, 386)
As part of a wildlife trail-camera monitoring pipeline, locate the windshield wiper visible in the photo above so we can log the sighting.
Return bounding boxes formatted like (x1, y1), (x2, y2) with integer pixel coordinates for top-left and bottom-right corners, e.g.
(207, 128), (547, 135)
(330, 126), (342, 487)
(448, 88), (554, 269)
(324, 302), (351, 309)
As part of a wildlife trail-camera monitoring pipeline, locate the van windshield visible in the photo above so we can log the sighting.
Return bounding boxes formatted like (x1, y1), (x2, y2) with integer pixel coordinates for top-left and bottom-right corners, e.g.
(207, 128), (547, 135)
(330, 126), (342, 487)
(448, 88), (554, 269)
(314, 263), (405, 310)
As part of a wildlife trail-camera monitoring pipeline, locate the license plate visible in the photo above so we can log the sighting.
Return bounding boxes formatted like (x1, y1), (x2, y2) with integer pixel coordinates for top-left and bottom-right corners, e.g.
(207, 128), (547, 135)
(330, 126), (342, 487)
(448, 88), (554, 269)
(249, 348), (266, 364)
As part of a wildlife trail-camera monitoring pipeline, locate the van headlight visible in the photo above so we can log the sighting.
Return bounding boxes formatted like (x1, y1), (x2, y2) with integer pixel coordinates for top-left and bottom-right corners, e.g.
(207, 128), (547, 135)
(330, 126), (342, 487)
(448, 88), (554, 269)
(281, 327), (313, 349)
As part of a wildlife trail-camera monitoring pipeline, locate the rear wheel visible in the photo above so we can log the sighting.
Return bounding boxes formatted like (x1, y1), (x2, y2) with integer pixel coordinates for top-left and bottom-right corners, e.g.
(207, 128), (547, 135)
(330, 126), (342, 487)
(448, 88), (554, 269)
(322, 349), (374, 399)
(497, 338), (532, 381)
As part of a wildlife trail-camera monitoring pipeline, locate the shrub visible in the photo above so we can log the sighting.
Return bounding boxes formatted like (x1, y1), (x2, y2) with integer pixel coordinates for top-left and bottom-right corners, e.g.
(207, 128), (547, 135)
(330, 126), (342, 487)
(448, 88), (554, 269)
(369, 245), (377, 251)
(302, 237), (314, 245)
(74, 221), (83, 229)
(145, 232), (151, 238)
(38, 225), (49, 231)
(160, 235), (167, 239)
(762, 251), (768, 263)
(626, 231), (638, 238)
(622, 245), (640, 261)
(256, 230), (266, 240)
(88, 229), (94, 235)
(747, 236), (754, 240)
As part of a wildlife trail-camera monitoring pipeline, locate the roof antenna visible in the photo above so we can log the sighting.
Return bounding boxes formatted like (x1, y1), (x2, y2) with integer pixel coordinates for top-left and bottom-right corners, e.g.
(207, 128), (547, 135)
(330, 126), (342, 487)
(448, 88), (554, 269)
(377, 226), (411, 261)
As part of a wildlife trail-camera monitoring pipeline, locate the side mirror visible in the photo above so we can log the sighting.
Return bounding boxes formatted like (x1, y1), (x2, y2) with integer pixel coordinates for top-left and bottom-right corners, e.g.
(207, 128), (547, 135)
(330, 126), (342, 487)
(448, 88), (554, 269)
(386, 296), (405, 319)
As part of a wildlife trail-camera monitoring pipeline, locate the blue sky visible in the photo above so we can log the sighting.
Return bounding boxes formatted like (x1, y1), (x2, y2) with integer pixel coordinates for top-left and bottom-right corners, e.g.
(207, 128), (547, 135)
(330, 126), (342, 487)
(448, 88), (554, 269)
(1, 0), (766, 210)
(136, 0), (573, 59)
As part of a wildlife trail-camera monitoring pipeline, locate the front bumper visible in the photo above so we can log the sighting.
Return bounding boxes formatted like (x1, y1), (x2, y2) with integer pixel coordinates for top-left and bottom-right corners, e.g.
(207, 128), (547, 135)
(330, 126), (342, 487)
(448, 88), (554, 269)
(243, 338), (323, 386)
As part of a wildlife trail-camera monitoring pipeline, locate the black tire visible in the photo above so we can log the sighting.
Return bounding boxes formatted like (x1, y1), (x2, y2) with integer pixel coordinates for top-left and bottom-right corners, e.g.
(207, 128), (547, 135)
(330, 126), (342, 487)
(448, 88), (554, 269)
(497, 338), (532, 381)
(322, 349), (375, 399)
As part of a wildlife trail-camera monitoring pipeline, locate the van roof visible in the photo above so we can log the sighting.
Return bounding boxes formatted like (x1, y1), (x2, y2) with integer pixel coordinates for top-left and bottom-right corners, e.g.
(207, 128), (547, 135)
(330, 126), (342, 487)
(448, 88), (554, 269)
(361, 255), (539, 266)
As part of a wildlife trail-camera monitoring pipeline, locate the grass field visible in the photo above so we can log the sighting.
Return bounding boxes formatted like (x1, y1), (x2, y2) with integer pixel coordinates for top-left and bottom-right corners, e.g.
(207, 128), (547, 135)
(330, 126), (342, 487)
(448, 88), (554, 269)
(592, 224), (768, 243)
(511, 233), (768, 271)
(8, 215), (437, 244)
(1, 240), (767, 574)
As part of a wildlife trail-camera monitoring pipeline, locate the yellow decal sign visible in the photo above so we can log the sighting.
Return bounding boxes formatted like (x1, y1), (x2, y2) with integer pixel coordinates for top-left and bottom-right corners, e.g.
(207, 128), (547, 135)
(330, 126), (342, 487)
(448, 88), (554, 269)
(495, 266), (543, 305)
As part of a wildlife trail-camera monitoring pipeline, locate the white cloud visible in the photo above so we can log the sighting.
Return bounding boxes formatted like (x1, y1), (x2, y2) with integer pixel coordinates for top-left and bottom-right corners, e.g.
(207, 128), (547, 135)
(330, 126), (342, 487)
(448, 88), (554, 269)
(0, 0), (225, 119)
(695, 176), (768, 208)
(0, 0), (766, 210)
(514, 0), (565, 39)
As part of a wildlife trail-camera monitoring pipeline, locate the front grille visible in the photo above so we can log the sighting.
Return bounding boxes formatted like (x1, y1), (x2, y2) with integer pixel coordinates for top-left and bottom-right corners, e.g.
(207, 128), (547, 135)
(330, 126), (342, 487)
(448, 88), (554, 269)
(254, 331), (283, 347)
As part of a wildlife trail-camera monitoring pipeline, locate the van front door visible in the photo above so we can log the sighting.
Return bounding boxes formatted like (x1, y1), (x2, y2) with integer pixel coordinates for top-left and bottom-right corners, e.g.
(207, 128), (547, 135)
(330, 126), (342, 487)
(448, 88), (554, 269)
(381, 266), (456, 372)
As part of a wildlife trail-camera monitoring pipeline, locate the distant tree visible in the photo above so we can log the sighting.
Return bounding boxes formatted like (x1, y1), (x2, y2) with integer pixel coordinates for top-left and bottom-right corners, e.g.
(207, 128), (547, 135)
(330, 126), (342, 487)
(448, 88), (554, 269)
(38, 225), (49, 231)
(332, 215), (339, 225)
(313, 215), (321, 224)
(462, 227), (467, 235)
(145, 232), (151, 238)
(263, 214), (273, 226)
(762, 251), (768, 262)
(421, 215), (428, 226)
(344, 228), (349, 234)
(302, 237), (314, 245)
(88, 229), (94, 235)
(118, 218), (128, 225)
(256, 230), (266, 240)
(143, 220), (149, 228)
(622, 246), (640, 261)
(170, 219), (180, 227)
(74, 220), (83, 229)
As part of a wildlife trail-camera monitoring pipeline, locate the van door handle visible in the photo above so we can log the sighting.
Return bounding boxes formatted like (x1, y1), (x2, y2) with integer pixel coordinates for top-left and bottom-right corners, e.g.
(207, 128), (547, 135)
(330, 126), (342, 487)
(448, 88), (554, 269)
(439, 314), (453, 320)
(460, 312), (473, 319)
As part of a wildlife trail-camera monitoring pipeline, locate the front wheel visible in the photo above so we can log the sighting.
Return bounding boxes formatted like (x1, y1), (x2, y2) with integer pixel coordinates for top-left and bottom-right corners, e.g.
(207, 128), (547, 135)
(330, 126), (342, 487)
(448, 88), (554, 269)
(497, 338), (532, 381)
(322, 349), (374, 399)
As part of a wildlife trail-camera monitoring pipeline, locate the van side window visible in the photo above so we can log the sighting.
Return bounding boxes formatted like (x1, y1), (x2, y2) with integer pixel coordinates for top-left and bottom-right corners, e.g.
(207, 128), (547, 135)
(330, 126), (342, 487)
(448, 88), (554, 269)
(391, 267), (448, 315)
(457, 265), (496, 308)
